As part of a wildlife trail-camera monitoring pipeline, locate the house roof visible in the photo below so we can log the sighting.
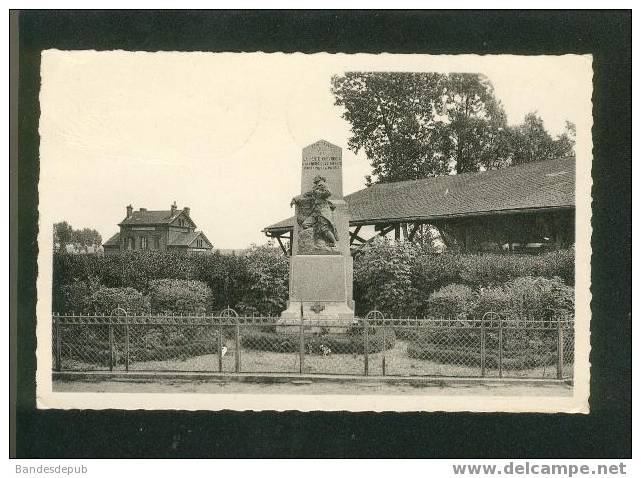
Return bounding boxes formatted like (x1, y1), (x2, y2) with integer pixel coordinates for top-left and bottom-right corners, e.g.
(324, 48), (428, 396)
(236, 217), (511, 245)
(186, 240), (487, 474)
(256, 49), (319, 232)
(119, 209), (193, 226)
(167, 231), (213, 248)
(103, 232), (121, 247)
(264, 158), (576, 233)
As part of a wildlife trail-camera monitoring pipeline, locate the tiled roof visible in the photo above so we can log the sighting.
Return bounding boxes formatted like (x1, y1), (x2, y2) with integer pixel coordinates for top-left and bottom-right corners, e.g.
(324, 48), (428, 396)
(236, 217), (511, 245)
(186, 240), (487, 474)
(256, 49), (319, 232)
(264, 158), (576, 232)
(119, 210), (182, 226)
(103, 232), (120, 247)
(168, 231), (212, 248)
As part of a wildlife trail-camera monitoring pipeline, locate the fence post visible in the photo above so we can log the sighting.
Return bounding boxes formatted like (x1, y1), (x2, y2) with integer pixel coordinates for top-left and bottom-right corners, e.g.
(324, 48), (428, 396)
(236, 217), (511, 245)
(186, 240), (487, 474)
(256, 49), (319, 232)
(299, 302), (305, 374)
(54, 314), (62, 372)
(364, 317), (369, 376)
(381, 327), (387, 376)
(557, 315), (564, 379)
(218, 323), (223, 373)
(108, 319), (114, 372)
(124, 316), (130, 372)
(498, 315), (503, 379)
(235, 320), (241, 373)
(480, 316), (486, 377)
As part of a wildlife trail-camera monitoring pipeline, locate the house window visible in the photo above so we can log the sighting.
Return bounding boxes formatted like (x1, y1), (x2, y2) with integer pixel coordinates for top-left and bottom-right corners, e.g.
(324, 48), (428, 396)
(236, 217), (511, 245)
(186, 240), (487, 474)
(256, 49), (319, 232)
(154, 236), (160, 249)
(179, 219), (185, 227)
(141, 237), (148, 250)
(196, 239), (202, 248)
(127, 237), (134, 250)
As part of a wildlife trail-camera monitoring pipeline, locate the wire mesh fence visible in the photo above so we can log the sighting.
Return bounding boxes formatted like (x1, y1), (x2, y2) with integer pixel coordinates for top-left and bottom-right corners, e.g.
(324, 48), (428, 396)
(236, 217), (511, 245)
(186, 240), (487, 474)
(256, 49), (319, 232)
(52, 309), (575, 380)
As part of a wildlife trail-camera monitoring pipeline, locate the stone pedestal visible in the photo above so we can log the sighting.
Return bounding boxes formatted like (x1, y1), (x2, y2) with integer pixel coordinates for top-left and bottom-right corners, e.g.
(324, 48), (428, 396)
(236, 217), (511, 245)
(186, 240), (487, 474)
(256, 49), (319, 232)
(278, 255), (356, 333)
(277, 140), (356, 333)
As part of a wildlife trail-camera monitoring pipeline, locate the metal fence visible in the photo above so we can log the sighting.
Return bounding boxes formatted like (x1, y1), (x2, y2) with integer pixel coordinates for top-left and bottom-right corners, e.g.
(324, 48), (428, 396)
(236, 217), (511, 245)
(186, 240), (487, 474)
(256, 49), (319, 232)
(52, 308), (574, 380)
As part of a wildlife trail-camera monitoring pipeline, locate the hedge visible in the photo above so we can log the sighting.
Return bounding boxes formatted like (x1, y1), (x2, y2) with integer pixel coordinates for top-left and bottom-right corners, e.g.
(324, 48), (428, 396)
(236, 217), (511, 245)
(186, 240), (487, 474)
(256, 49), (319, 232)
(407, 341), (574, 369)
(53, 245), (289, 315)
(148, 279), (213, 314)
(354, 240), (574, 316)
(62, 327), (222, 365)
(53, 244), (574, 318)
(240, 326), (396, 354)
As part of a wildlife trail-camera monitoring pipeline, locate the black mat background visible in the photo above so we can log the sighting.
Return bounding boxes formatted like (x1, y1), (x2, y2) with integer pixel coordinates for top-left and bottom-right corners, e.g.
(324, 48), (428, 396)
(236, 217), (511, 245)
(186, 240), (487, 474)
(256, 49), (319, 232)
(13, 10), (632, 458)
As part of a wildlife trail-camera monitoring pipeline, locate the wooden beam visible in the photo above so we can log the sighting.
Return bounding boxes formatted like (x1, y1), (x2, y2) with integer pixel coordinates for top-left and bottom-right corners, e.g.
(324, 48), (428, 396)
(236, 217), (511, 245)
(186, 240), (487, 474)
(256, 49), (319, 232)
(350, 233), (367, 244)
(408, 223), (420, 241)
(351, 225), (395, 256)
(276, 236), (288, 255)
(401, 223), (409, 241)
(394, 224), (400, 241)
(349, 225), (363, 245)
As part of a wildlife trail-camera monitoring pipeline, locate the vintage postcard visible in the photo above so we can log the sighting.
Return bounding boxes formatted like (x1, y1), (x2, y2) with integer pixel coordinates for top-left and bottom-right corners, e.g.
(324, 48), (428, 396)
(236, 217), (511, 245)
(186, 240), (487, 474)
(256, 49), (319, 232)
(35, 51), (592, 412)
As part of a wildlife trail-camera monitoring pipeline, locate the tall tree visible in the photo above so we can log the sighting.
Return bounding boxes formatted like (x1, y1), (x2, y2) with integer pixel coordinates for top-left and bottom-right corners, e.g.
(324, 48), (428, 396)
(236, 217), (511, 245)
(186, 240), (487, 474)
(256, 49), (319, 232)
(331, 72), (448, 184)
(72, 228), (103, 253)
(509, 113), (576, 165)
(331, 72), (509, 182)
(53, 221), (74, 253)
(437, 73), (508, 174)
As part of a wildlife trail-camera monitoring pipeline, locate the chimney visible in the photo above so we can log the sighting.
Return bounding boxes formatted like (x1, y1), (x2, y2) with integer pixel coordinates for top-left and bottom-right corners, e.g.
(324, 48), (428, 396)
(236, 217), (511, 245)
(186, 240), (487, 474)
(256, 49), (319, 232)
(139, 208), (147, 212)
(171, 201), (177, 216)
(183, 206), (190, 217)
(126, 204), (133, 218)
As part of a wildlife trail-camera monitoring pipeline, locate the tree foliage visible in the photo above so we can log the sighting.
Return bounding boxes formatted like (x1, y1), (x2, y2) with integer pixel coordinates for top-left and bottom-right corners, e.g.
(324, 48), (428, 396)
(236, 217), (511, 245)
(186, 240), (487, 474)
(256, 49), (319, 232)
(53, 221), (102, 253)
(331, 72), (576, 183)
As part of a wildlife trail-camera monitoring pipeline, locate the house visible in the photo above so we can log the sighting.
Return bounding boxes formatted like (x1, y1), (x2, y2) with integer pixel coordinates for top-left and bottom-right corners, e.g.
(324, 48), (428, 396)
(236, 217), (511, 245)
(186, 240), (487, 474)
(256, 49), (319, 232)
(263, 158), (575, 255)
(103, 202), (213, 255)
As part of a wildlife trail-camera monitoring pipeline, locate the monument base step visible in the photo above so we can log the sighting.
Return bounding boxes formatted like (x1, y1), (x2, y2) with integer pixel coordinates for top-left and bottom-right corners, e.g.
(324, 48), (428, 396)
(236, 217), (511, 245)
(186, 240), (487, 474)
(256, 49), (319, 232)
(277, 301), (356, 334)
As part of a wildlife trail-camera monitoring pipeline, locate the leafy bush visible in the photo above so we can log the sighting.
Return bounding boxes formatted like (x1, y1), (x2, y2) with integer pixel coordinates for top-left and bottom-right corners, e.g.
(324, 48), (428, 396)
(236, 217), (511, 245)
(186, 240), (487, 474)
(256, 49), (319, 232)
(235, 245), (289, 316)
(506, 276), (574, 321)
(406, 341), (566, 369)
(406, 276), (574, 366)
(423, 284), (476, 319)
(148, 279), (213, 314)
(82, 286), (150, 315)
(353, 238), (420, 316)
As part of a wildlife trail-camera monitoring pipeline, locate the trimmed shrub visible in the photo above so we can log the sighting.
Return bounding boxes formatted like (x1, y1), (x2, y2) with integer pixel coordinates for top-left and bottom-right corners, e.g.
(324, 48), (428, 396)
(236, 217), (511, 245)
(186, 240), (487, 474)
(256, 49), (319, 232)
(82, 286), (150, 315)
(240, 326), (396, 354)
(148, 279), (213, 314)
(406, 341), (570, 370)
(406, 276), (574, 366)
(506, 276), (574, 321)
(353, 238), (420, 316)
(236, 245), (289, 316)
(423, 284), (476, 319)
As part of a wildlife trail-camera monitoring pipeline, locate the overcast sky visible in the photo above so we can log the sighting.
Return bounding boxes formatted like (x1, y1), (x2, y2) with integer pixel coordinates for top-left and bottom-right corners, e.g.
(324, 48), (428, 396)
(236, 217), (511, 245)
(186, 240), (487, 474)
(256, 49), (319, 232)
(39, 52), (592, 249)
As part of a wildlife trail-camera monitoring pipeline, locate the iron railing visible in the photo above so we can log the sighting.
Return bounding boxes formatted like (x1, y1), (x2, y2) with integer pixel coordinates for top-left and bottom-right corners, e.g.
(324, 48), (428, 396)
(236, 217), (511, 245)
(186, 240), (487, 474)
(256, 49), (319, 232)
(52, 309), (574, 379)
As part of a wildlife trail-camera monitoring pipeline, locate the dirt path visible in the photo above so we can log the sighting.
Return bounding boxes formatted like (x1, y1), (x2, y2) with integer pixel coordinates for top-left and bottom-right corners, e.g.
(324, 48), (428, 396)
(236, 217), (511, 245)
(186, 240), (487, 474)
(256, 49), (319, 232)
(53, 376), (572, 396)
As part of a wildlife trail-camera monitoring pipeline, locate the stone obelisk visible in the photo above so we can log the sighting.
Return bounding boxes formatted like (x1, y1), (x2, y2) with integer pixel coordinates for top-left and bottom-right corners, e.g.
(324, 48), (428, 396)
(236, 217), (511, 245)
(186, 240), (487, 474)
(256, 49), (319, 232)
(277, 140), (355, 332)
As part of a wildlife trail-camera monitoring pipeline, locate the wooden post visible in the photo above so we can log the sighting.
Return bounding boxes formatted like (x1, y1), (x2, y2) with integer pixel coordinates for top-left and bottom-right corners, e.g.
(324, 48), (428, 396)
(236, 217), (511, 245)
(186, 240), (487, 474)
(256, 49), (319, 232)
(108, 321), (114, 372)
(364, 318), (369, 376)
(394, 224), (401, 242)
(480, 318), (486, 377)
(498, 317), (503, 379)
(124, 318), (130, 372)
(54, 314), (61, 372)
(401, 223), (409, 241)
(218, 325), (223, 373)
(557, 316), (564, 379)
(235, 321), (241, 373)
(299, 302), (305, 374)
